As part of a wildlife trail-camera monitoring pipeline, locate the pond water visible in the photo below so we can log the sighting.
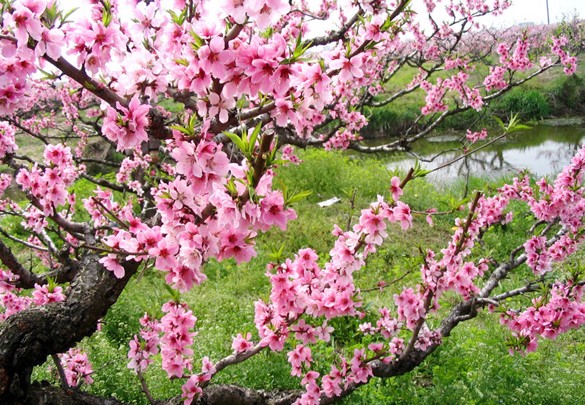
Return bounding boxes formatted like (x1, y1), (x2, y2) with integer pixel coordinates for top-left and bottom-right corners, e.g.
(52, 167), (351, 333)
(377, 118), (585, 183)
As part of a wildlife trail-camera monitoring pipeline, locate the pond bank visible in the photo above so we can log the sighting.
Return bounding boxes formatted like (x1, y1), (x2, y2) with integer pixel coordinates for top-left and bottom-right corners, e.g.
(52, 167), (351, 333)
(368, 117), (585, 183)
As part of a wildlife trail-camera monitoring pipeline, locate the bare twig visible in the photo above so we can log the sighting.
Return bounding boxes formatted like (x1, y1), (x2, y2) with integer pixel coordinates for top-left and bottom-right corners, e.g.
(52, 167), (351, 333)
(51, 354), (69, 389)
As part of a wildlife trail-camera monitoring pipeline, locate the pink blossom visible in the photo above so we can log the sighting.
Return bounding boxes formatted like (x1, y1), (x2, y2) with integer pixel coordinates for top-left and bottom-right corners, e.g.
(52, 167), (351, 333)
(259, 191), (297, 231)
(100, 255), (126, 279)
(329, 55), (364, 82)
(247, 0), (290, 30)
(103, 96), (150, 151)
(35, 28), (65, 60)
(232, 332), (254, 353)
(389, 176), (403, 201)
(220, 0), (248, 24)
(198, 92), (235, 124)
(181, 375), (203, 405)
(524, 236), (551, 275)
(466, 128), (488, 143)
(198, 36), (234, 79)
(59, 348), (94, 387)
(5, 5), (43, 46)
(391, 201), (412, 230)
(32, 283), (65, 306)
(0, 121), (18, 159)
(349, 348), (372, 384)
(287, 344), (312, 377)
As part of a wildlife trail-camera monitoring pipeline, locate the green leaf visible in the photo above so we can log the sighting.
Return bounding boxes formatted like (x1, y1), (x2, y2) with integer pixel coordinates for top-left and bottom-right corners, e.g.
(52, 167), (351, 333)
(190, 32), (204, 50)
(83, 81), (96, 91)
(225, 178), (238, 196)
(268, 244), (286, 262)
(493, 116), (505, 132)
(43, 2), (58, 25)
(364, 40), (381, 51)
(448, 196), (469, 210)
(169, 125), (192, 136)
(102, 5), (112, 26)
(168, 9), (187, 25)
(286, 190), (312, 205)
(248, 122), (262, 153)
(37, 68), (59, 80)
(513, 124), (532, 130)
(500, 114), (531, 134)
(269, 159), (288, 166)
(381, 15), (395, 31)
(224, 131), (247, 155)
(174, 58), (189, 66)
(506, 124), (532, 134)
(264, 138), (279, 167)
(409, 159), (433, 179)
(163, 284), (181, 303)
(345, 40), (352, 57)
(414, 169), (431, 178)
(60, 7), (79, 24)
(47, 276), (57, 292)
(261, 26), (274, 38)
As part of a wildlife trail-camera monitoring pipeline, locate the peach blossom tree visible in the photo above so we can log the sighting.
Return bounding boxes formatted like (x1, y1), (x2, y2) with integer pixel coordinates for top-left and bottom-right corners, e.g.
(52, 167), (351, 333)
(0, 0), (584, 404)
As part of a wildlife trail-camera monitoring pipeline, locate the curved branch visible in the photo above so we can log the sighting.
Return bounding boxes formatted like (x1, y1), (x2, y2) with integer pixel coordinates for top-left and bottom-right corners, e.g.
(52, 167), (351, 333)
(80, 173), (130, 193)
(0, 239), (46, 288)
(303, 11), (362, 48)
(42, 56), (126, 108)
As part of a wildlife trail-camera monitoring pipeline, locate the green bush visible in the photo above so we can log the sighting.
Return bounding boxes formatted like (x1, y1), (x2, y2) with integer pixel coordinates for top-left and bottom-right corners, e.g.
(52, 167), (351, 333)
(492, 89), (551, 121)
(361, 104), (421, 138)
(547, 74), (585, 114)
(438, 108), (494, 131)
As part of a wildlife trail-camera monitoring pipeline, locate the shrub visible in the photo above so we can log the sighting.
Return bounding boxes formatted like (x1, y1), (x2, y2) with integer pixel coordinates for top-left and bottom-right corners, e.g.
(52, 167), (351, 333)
(493, 89), (551, 121)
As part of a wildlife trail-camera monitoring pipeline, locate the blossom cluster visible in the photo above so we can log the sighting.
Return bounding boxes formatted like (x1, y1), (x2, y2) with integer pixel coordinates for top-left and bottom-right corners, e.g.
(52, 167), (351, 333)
(501, 283), (585, 354)
(551, 36), (578, 75)
(95, 133), (298, 296)
(497, 38), (532, 71)
(128, 313), (161, 373)
(0, 121), (18, 159)
(0, 269), (31, 321)
(466, 128), (488, 143)
(103, 97), (151, 151)
(15, 144), (81, 218)
(59, 348), (94, 387)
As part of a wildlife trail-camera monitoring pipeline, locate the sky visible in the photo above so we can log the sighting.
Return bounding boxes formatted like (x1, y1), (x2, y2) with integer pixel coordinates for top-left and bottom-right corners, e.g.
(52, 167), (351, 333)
(470, 0), (584, 27)
(58, 0), (585, 30)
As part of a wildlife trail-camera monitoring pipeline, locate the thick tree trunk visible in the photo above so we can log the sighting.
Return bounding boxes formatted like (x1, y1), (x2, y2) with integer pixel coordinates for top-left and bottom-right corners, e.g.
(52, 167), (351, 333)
(24, 383), (125, 405)
(0, 254), (138, 403)
(195, 385), (299, 405)
(20, 384), (299, 405)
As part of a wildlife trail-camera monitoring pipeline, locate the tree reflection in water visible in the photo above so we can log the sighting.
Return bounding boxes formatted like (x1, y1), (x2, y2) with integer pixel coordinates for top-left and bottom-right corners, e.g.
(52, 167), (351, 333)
(385, 122), (585, 185)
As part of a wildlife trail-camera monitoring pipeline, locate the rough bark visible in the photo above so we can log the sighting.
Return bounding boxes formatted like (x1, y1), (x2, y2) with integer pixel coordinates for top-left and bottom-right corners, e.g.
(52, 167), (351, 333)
(0, 254), (138, 403)
(12, 383), (300, 405)
(23, 383), (125, 405)
(195, 385), (300, 405)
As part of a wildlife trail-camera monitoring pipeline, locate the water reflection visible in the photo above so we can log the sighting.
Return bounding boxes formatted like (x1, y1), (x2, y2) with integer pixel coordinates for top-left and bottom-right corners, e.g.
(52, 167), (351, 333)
(382, 123), (585, 182)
